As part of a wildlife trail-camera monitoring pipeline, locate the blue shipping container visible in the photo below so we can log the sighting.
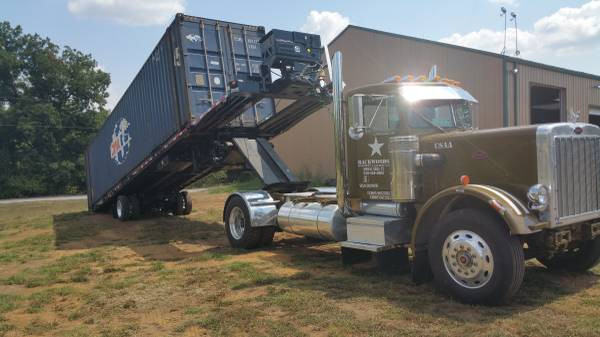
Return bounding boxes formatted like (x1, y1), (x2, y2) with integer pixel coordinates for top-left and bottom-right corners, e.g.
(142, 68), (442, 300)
(86, 14), (275, 208)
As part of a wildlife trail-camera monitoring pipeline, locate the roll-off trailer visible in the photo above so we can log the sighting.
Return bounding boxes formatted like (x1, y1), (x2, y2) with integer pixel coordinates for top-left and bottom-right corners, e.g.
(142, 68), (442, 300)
(87, 14), (600, 304)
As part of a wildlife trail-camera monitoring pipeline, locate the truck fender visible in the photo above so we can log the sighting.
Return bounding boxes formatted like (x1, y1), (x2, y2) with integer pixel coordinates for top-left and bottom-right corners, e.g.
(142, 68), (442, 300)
(409, 184), (541, 284)
(223, 191), (279, 228)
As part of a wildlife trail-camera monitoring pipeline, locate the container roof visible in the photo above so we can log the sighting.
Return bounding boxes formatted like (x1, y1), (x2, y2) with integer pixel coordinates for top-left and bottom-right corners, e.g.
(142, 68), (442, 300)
(329, 25), (600, 82)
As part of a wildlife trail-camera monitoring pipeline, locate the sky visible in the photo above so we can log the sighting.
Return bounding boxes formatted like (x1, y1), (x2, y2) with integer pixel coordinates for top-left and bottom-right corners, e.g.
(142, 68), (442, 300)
(2, 0), (600, 108)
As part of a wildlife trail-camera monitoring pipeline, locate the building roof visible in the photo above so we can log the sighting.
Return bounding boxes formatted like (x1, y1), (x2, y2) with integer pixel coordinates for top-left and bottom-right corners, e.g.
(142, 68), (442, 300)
(330, 25), (600, 82)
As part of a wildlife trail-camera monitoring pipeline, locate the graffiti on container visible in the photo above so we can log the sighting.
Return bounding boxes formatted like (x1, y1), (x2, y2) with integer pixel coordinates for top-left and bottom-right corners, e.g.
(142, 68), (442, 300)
(110, 118), (132, 165)
(185, 34), (202, 43)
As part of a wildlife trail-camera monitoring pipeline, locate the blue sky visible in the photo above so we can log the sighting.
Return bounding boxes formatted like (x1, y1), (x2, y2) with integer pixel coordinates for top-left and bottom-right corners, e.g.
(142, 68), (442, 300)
(2, 0), (599, 108)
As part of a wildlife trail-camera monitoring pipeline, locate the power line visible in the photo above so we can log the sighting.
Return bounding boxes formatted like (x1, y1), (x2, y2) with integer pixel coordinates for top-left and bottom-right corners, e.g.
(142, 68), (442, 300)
(0, 123), (98, 130)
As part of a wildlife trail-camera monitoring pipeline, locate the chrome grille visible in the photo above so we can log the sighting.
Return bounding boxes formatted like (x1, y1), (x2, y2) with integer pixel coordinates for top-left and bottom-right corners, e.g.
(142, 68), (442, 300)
(554, 135), (600, 218)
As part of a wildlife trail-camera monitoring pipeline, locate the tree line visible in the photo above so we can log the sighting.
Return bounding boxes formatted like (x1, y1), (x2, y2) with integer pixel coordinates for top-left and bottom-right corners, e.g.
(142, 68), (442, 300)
(0, 21), (110, 198)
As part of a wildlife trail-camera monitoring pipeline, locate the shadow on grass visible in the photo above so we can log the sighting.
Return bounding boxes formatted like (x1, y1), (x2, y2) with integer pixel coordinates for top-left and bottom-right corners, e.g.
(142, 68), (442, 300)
(52, 211), (236, 261)
(52, 211), (600, 322)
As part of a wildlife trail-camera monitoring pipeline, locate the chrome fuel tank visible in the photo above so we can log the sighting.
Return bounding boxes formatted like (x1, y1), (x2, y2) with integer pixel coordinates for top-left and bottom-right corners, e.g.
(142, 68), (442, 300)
(277, 201), (347, 241)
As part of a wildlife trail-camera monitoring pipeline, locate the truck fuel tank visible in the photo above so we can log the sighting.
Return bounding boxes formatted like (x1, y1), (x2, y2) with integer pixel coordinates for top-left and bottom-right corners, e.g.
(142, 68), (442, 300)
(277, 201), (347, 241)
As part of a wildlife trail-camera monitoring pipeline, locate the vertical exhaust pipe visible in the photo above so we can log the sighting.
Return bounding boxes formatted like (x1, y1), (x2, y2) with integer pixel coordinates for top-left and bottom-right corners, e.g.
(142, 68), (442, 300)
(331, 52), (347, 212)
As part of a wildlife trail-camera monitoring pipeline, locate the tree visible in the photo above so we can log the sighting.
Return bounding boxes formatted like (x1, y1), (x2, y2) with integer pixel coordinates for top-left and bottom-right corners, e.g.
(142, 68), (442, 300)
(0, 21), (110, 198)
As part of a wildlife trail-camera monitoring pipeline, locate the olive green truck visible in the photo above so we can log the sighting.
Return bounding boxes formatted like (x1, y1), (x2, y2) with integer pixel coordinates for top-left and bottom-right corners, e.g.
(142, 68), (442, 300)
(222, 52), (600, 304)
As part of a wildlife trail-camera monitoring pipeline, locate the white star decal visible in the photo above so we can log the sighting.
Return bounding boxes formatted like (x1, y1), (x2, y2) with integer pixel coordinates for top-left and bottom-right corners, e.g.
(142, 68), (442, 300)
(368, 137), (384, 156)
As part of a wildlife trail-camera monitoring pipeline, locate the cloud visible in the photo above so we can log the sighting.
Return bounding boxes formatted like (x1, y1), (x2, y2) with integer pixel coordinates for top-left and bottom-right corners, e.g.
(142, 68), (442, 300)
(488, 0), (518, 6)
(67, 0), (185, 26)
(300, 11), (350, 45)
(440, 1), (600, 57)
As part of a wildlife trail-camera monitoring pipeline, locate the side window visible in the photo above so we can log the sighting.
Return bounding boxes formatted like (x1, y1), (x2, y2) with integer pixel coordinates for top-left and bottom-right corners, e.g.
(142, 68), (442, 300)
(349, 94), (401, 131)
(363, 95), (390, 130)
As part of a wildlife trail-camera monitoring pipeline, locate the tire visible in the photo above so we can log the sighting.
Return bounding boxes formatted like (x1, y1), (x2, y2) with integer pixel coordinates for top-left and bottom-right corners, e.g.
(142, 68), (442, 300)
(224, 196), (261, 249)
(115, 195), (131, 221)
(538, 237), (600, 272)
(182, 191), (192, 215)
(428, 208), (525, 305)
(129, 195), (141, 219)
(111, 201), (119, 219)
(259, 226), (276, 246)
(174, 192), (192, 216)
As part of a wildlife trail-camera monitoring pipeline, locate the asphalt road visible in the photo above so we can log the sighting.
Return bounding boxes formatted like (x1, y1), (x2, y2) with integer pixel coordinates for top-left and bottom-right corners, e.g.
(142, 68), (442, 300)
(0, 188), (208, 205)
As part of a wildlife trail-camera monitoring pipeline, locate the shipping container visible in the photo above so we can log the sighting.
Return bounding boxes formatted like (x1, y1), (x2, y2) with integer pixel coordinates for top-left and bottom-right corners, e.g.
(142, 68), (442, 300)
(86, 14), (328, 213)
(86, 14), (277, 209)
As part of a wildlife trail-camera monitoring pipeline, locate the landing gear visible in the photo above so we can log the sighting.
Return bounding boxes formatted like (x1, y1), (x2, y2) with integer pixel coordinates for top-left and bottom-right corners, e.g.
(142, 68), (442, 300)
(224, 196), (274, 249)
(538, 237), (600, 272)
(428, 208), (524, 304)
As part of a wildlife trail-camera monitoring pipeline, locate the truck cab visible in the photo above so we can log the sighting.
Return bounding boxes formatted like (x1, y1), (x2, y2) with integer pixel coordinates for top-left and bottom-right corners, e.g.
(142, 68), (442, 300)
(223, 52), (600, 304)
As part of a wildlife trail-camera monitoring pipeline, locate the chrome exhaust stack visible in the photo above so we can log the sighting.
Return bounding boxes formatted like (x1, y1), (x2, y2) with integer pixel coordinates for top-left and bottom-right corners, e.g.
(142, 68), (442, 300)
(331, 51), (348, 213)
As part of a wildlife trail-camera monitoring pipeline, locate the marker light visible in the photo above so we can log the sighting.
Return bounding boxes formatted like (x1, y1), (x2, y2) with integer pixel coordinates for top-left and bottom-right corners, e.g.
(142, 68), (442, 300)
(460, 175), (470, 186)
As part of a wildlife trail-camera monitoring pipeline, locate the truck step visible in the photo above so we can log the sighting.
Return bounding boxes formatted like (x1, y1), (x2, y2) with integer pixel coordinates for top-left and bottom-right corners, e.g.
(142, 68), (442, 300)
(345, 215), (412, 247)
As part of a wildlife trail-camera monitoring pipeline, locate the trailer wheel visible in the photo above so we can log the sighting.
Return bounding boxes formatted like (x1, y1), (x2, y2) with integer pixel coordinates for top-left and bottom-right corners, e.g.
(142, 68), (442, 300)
(129, 196), (141, 219)
(224, 196), (261, 249)
(428, 209), (524, 304)
(173, 192), (192, 216)
(115, 195), (131, 221)
(182, 191), (192, 215)
(538, 237), (600, 272)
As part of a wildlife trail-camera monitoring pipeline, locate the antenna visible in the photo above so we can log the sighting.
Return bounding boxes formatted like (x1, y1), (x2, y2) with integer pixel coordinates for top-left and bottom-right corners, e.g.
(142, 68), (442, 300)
(500, 7), (507, 55)
(510, 12), (520, 56)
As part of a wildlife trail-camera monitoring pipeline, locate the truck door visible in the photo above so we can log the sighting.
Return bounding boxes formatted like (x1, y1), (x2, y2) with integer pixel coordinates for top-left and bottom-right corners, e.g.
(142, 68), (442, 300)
(346, 94), (399, 204)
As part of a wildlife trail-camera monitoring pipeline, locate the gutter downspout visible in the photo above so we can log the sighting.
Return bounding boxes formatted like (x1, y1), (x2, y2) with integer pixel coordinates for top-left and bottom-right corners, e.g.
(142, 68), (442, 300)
(502, 58), (509, 127)
(513, 61), (519, 126)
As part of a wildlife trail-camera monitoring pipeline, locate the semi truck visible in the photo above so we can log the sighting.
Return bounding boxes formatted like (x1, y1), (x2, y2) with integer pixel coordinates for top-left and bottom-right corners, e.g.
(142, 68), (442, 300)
(87, 14), (600, 305)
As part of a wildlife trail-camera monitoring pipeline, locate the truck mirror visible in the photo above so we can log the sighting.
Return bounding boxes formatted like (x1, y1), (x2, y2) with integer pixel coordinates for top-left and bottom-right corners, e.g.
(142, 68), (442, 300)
(348, 95), (366, 139)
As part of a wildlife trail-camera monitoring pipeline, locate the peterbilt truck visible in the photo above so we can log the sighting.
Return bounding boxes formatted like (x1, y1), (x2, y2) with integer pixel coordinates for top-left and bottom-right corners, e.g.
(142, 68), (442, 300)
(223, 52), (600, 304)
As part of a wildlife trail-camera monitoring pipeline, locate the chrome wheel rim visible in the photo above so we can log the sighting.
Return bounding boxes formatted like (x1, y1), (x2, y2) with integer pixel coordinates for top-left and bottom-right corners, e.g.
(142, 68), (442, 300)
(116, 199), (124, 218)
(442, 230), (494, 289)
(229, 206), (245, 240)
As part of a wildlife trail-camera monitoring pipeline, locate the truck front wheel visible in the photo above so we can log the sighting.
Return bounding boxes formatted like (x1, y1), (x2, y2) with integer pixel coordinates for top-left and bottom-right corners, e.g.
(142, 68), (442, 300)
(224, 196), (262, 249)
(428, 209), (524, 304)
(538, 237), (600, 272)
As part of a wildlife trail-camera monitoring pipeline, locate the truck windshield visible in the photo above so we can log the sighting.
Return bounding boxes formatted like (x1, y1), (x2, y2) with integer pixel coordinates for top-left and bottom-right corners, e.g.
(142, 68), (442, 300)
(407, 101), (474, 129)
(350, 94), (476, 132)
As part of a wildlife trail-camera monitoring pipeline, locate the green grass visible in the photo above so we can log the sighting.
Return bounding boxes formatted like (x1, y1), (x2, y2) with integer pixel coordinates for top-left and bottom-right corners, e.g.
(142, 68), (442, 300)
(3, 251), (104, 287)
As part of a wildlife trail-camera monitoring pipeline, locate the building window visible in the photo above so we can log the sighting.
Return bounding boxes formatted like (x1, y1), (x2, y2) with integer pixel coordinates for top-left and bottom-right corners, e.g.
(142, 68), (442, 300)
(589, 106), (600, 127)
(530, 85), (565, 124)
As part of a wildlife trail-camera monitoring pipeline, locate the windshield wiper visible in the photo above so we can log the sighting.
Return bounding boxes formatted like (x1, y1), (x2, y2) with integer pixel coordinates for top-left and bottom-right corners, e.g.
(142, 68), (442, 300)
(414, 110), (446, 133)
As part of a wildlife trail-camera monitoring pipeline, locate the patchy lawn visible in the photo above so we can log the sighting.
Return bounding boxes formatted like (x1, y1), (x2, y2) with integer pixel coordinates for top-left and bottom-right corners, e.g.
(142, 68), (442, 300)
(0, 190), (599, 337)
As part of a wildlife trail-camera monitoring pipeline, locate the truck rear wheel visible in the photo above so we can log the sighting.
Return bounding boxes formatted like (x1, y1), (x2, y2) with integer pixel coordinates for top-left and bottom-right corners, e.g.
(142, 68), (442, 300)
(428, 209), (524, 304)
(224, 196), (261, 249)
(538, 237), (600, 272)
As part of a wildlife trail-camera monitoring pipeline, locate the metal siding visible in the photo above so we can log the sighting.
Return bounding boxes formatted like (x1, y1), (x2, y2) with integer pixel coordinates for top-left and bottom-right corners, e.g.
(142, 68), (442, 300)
(515, 64), (600, 124)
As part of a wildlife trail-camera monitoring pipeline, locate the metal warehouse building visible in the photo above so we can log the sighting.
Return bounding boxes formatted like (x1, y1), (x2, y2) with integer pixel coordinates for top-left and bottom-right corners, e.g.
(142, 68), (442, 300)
(271, 25), (600, 180)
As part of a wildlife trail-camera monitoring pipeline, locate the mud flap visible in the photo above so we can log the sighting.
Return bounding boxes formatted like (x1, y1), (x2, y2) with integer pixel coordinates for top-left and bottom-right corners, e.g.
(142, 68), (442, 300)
(411, 249), (433, 284)
(375, 248), (410, 275)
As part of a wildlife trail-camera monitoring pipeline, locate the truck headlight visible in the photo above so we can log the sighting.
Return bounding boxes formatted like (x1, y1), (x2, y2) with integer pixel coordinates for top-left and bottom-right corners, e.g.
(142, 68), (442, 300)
(527, 184), (549, 211)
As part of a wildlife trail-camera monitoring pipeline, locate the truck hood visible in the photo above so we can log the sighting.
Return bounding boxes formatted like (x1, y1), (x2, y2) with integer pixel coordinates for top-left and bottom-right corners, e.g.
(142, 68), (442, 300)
(418, 125), (539, 203)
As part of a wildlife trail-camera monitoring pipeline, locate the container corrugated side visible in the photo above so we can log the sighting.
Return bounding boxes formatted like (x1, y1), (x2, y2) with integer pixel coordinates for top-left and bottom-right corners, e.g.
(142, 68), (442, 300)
(175, 15), (275, 126)
(87, 31), (181, 207)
